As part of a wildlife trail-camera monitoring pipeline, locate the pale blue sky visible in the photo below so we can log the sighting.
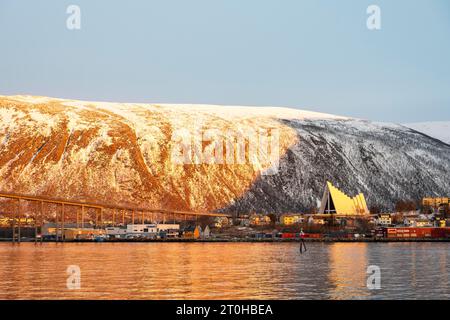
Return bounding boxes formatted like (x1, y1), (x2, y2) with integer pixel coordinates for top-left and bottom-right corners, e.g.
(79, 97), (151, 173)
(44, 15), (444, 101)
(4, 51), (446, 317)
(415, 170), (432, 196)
(0, 0), (449, 122)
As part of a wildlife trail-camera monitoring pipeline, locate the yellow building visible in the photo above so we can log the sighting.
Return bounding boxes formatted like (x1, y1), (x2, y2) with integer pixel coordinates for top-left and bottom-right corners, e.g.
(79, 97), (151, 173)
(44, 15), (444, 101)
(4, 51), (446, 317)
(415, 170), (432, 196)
(63, 228), (106, 240)
(423, 198), (449, 208)
(249, 214), (272, 226)
(415, 220), (432, 227)
(43, 226), (105, 240)
(280, 214), (304, 225)
(308, 216), (326, 225)
(319, 181), (369, 215)
(0, 217), (33, 227)
(377, 214), (392, 226)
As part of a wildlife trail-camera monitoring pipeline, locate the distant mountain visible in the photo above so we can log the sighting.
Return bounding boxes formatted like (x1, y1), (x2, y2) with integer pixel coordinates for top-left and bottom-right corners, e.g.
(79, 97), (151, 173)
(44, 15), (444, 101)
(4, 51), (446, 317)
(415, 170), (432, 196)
(403, 122), (450, 145)
(1, 95), (449, 214)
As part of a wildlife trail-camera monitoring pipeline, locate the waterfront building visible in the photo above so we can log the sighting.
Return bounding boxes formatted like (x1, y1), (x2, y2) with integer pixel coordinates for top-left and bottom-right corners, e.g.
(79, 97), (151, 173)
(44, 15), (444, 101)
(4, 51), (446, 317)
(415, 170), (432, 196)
(126, 224), (157, 238)
(41, 223), (105, 240)
(63, 228), (106, 240)
(231, 214), (250, 227)
(0, 217), (9, 226)
(307, 216), (326, 225)
(182, 226), (195, 238)
(403, 216), (417, 226)
(41, 222), (60, 236)
(318, 181), (370, 215)
(236, 216), (250, 227)
(423, 198), (450, 217)
(214, 217), (231, 228)
(202, 225), (211, 239)
(105, 227), (127, 238)
(436, 218), (447, 228)
(376, 214), (392, 226)
(157, 224), (180, 238)
(194, 225), (202, 239)
(0, 217), (31, 227)
(423, 197), (449, 208)
(413, 219), (433, 228)
(280, 214), (304, 225)
(382, 227), (450, 239)
(182, 225), (202, 239)
(249, 214), (272, 226)
(403, 217), (433, 227)
(42, 222), (94, 237)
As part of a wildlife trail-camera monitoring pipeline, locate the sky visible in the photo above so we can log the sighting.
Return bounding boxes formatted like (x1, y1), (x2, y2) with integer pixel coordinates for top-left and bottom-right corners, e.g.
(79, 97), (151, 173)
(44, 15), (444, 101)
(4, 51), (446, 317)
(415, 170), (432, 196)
(0, 0), (449, 122)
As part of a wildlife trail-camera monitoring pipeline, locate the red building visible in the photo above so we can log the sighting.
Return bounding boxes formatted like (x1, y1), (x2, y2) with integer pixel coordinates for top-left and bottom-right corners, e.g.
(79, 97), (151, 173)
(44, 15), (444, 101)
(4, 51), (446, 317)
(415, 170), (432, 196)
(382, 227), (450, 239)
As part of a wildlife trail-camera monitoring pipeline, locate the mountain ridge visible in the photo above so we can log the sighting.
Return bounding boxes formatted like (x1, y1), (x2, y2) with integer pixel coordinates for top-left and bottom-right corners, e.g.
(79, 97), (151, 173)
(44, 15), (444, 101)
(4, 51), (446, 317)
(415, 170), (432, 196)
(1, 95), (449, 214)
(403, 121), (450, 145)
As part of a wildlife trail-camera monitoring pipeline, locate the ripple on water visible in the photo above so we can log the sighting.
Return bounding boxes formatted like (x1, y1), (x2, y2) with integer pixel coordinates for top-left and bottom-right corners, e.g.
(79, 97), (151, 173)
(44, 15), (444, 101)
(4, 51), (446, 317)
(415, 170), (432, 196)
(0, 242), (448, 300)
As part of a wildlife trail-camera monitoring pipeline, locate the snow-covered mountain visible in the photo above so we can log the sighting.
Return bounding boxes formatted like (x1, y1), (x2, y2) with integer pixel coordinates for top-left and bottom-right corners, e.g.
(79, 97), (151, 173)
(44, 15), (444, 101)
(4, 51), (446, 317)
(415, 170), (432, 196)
(1, 95), (449, 214)
(403, 122), (450, 145)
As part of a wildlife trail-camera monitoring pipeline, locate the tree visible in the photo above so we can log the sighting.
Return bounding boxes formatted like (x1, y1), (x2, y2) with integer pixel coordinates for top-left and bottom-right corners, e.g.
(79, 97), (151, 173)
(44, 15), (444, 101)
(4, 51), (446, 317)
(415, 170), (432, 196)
(392, 213), (404, 225)
(197, 216), (214, 229)
(267, 213), (277, 226)
(305, 207), (317, 215)
(420, 205), (433, 215)
(440, 205), (450, 218)
(395, 200), (417, 213)
(369, 205), (381, 215)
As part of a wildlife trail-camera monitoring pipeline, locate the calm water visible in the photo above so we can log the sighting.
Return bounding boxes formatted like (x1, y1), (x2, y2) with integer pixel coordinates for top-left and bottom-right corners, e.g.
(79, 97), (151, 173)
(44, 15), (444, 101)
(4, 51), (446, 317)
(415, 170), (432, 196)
(0, 242), (448, 300)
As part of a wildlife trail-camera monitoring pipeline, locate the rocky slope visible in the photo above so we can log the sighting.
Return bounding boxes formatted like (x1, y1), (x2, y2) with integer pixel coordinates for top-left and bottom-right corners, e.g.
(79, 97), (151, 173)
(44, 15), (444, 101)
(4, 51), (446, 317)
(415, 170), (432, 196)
(1, 95), (449, 214)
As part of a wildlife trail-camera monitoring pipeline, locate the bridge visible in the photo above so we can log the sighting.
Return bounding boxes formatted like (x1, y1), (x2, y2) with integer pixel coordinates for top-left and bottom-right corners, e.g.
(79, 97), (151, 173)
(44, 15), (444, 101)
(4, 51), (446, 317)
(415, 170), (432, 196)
(0, 191), (231, 243)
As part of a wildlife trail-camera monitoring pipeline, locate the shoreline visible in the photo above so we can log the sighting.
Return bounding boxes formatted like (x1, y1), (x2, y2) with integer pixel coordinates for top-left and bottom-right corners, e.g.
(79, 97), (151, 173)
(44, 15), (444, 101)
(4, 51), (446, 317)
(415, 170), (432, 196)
(1, 238), (450, 243)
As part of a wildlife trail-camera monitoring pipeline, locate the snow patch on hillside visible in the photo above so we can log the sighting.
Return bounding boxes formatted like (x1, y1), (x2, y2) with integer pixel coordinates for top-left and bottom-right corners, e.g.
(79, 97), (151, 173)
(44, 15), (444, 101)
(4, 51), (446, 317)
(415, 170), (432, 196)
(0, 95), (58, 104)
(2, 95), (350, 121)
(156, 103), (350, 121)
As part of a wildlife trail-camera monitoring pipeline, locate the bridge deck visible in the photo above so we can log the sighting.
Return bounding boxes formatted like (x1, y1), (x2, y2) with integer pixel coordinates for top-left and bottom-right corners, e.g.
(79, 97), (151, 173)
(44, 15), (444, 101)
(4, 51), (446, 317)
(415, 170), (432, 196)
(0, 191), (231, 218)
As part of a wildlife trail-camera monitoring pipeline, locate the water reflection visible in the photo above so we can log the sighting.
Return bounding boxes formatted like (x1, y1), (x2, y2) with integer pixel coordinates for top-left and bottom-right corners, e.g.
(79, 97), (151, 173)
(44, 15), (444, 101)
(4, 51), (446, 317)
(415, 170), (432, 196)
(0, 242), (448, 299)
(328, 243), (369, 300)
